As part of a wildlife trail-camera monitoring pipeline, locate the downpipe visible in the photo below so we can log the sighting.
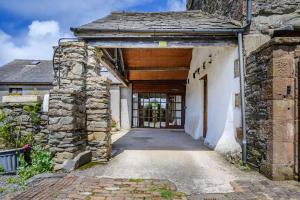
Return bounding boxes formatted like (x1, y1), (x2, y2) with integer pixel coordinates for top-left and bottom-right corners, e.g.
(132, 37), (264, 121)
(238, 32), (247, 165)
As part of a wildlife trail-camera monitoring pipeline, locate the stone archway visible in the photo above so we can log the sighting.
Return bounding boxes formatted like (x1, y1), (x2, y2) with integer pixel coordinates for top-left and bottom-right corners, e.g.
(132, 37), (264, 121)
(48, 41), (111, 170)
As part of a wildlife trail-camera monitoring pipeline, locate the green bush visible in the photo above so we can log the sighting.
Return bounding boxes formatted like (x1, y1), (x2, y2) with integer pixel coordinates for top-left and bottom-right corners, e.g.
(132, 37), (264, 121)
(23, 104), (41, 126)
(0, 164), (4, 173)
(17, 145), (53, 183)
(0, 107), (36, 148)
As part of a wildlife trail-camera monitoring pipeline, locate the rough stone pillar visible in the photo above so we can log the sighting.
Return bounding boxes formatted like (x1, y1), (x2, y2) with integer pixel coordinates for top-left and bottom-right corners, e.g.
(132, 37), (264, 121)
(48, 42), (112, 168)
(48, 42), (87, 169)
(85, 47), (111, 161)
(246, 39), (298, 180)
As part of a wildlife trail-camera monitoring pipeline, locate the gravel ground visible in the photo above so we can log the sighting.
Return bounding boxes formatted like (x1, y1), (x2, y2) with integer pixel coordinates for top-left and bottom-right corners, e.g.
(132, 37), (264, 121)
(0, 174), (25, 198)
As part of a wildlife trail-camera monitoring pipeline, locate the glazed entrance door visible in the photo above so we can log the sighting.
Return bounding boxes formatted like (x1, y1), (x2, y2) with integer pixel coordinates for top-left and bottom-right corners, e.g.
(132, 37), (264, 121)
(166, 94), (183, 128)
(132, 93), (184, 129)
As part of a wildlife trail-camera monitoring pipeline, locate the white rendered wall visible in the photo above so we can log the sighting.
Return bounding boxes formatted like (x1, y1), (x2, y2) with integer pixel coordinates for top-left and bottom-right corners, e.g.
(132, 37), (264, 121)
(120, 84), (132, 130)
(110, 85), (121, 129)
(185, 46), (241, 154)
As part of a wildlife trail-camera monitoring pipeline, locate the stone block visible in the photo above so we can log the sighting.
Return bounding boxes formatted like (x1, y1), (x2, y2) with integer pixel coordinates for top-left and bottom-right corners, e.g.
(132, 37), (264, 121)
(272, 78), (294, 100)
(2, 95), (42, 103)
(271, 164), (295, 181)
(271, 56), (294, 78)
(272, 141), (294, 165)
(62, 150), (92, 172)
(272, 120), (294, 142)
(271, 99), (294, 121)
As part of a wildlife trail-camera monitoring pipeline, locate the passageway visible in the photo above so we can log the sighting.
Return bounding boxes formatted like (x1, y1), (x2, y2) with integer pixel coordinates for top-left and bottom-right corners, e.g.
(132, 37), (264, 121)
(75, 129), (265, 195)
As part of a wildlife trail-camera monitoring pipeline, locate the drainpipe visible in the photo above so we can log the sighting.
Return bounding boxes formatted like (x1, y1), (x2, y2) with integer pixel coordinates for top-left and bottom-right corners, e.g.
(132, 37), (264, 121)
(238, 32), (247, 165)
(238, 0), (252, 165)
(247, 0), (253, 25)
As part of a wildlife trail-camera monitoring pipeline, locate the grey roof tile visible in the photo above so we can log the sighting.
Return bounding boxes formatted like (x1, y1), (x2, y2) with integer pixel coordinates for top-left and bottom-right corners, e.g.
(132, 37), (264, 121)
(0, 59), (54, 84)
(73, 10), (241, 34)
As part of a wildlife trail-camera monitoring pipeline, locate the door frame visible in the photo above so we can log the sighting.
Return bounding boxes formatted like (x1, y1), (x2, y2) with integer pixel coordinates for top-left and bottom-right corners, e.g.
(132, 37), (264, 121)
(200, 75), (208, 138)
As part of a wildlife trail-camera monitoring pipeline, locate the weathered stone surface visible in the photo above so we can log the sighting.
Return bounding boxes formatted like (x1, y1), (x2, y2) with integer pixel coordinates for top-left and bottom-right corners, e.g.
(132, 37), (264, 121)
(50, 41), (112, 168)
(0, 102), (48, 148)
(245, 38), (298, 180)
(61, 151), (92, 172)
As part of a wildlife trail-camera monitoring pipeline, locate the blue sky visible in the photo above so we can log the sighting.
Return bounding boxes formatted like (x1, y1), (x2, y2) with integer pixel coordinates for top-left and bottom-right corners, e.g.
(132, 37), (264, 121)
(0, 0), (186, 65)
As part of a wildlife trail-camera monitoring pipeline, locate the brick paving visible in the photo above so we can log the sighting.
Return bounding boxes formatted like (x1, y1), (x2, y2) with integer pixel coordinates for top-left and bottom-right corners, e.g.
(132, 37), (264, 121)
(190, 180), (300, 200)
(7, 175), (187, 200)
(5, 175), (300, 200)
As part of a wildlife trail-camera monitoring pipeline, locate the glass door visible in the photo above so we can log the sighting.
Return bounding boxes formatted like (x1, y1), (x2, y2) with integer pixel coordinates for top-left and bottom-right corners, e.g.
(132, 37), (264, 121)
(132, 93), (167, 128)
(167, 95), (183, 128)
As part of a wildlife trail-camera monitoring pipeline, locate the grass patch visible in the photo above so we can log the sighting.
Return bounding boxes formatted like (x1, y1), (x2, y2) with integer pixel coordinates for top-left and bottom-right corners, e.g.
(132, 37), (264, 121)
(0, 187), (4, 193)
(77, 162), (103, 171)
(128, 178), (144, 183)
(6, 177), (20, 184)
(159, 188), (174, 199)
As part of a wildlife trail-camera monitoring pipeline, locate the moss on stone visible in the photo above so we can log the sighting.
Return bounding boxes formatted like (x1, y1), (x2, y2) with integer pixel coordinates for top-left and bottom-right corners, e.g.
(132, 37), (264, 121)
(77, 162), (104, 170)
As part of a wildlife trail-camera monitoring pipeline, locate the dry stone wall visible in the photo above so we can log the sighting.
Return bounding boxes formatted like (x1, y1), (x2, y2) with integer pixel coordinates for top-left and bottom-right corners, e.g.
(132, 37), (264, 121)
(49, 41), (111, 168)
(0, 103), (48, 148)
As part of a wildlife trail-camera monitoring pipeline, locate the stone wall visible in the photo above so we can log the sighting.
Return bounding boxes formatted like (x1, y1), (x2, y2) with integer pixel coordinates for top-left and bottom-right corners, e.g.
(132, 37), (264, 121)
(0, 102), (48, 148)
(245, 37), (300, 180)
(85, 46), (111, 161)
(187, 0), (300, 55)
(49, 41), (111, 168)
(186, 0), (244, 21)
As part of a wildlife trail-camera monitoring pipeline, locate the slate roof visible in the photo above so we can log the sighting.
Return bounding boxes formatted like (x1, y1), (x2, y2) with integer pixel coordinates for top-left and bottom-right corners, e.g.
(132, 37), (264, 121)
(72, 10), (242, 36)
(0, 60), (54, 84)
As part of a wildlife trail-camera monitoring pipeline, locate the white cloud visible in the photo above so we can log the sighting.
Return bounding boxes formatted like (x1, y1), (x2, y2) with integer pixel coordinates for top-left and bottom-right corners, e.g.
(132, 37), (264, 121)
(0, 0), (151, 32)
(0, 20), (70, 65)
(0, 0), (187, 65)
(167, 0), (186, 11)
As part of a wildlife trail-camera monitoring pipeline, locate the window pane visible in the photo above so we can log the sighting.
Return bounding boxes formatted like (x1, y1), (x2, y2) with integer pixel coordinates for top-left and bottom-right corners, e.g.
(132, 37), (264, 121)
(133, 93), (138, 102)
(176, 111), (181, 118)
(176, 119), (181, 126)
(133, 102), (138, 109)
(132, 118), (138, 127)
(133, 110), (138, 117)
(161, 94), (167, 102)
(176, 103), (181, 110)
(176, 95), (182, 102)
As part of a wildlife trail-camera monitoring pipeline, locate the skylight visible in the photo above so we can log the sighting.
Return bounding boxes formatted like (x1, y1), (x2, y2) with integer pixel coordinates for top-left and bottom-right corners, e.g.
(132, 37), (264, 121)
(31, 61), (40, 65)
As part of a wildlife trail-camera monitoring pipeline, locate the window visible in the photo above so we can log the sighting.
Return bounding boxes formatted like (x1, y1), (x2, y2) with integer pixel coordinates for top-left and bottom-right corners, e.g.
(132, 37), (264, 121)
(9, 88), (22, 95)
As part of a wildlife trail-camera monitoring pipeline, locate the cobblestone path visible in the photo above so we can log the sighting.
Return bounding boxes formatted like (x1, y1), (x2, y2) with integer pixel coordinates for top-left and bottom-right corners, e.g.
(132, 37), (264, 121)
(7, 175), (187, 200)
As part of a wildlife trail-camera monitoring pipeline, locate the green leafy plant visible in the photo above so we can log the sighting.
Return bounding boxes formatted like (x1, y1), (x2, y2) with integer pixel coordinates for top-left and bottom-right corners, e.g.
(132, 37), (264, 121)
(0, 164), (4, 173)
(6, 177), (19, 184)
(17, 145), (53, 183)
(23, 104), (41, 126)
(111, 120), (118, 128)
(0, 105), (39, 148)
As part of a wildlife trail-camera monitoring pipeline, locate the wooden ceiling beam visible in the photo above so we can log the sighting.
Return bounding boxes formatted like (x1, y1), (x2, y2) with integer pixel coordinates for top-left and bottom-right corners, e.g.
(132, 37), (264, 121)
(128, 70), (188, 81)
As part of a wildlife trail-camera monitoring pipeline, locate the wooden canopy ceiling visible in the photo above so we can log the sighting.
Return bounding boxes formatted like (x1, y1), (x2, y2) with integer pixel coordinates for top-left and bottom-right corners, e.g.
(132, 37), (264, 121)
(122, 48), (192, 81)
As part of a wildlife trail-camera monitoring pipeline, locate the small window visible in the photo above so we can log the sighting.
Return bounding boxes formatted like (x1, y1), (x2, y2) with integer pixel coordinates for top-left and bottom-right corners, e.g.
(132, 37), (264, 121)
(9, 88), (22, 95)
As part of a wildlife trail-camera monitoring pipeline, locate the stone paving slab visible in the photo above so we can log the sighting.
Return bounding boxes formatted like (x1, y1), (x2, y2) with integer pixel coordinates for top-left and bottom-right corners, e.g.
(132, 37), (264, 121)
(6, 175), (187, 200)
(190, 180), (300, 200)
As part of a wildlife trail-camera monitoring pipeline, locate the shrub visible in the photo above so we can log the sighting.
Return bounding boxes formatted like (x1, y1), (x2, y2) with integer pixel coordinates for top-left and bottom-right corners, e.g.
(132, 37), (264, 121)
(0, 106), (38, 148)
(17, 145), (53, 183)
(0, 164), (4, 173)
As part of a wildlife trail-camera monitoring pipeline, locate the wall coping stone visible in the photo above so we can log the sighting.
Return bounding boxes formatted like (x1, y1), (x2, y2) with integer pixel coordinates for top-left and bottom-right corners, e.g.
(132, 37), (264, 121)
(2, 95), (42, 104)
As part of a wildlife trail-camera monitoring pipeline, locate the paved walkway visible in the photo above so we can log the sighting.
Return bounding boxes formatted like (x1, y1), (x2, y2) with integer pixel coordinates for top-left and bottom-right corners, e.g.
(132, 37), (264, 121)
(7, 175), (300, 199)
(9, 176), (187, 200)
(75, 129), (266, 195)
(6, 129), (300, 199)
